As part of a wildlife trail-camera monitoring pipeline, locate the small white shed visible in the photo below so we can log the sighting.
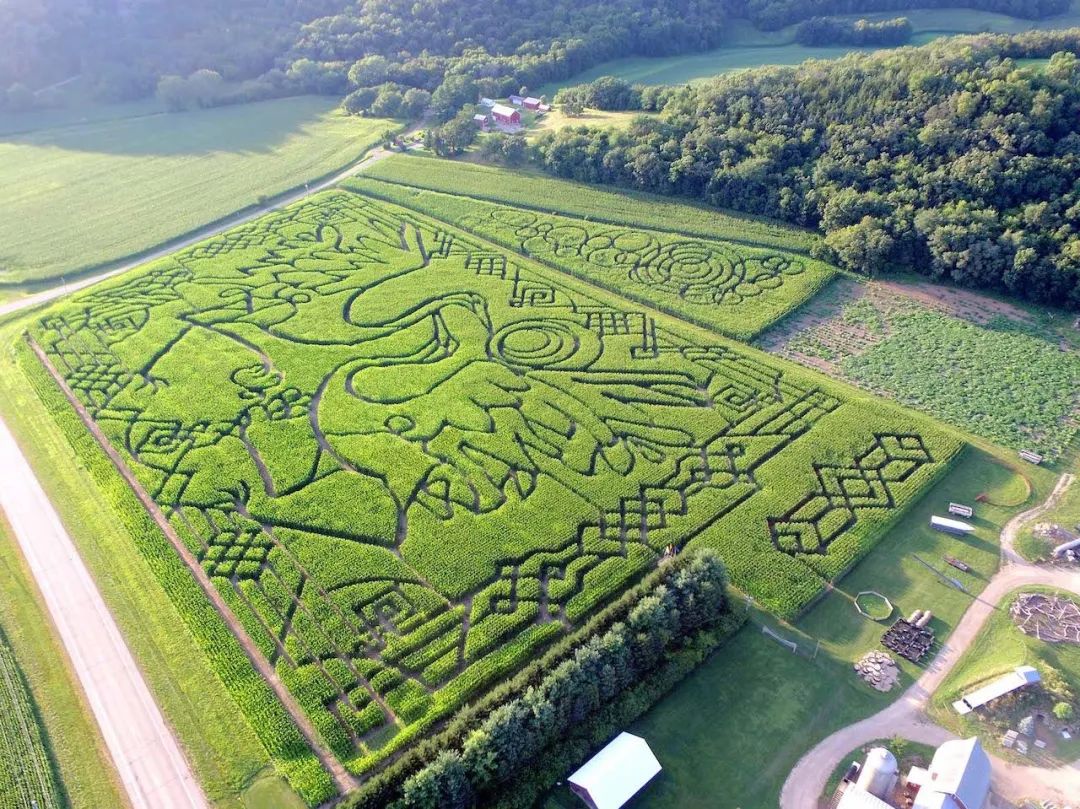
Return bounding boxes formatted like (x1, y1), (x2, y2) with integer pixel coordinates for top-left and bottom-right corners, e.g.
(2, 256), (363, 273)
(567, 732), (662, 809)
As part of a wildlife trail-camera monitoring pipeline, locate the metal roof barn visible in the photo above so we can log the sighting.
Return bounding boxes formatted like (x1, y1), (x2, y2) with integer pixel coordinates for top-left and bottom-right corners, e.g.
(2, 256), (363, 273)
(567, 732), (661, 809)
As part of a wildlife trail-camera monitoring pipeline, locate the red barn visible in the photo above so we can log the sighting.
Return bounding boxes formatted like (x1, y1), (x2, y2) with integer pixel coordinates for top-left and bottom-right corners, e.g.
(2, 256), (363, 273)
(491, 104), (521, 125)
(523, 96), (542, 110)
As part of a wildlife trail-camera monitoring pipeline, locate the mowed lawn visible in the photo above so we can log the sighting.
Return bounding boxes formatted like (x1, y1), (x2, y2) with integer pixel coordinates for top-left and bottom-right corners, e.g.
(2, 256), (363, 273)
(0, 96), (392, 285)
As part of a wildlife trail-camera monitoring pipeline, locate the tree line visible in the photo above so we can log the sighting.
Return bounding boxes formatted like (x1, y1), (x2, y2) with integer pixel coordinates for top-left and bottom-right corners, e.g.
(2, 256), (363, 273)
(794, 16), (913, 46)
(526, 32), (1080, 307)
(739, 0), (1070, 30)
(341, 550), (738, 809)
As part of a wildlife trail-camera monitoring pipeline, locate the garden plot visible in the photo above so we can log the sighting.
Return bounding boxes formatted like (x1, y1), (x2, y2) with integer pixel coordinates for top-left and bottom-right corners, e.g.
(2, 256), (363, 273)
(29, 189), (957, 775)
(760, 277), (1080, 459)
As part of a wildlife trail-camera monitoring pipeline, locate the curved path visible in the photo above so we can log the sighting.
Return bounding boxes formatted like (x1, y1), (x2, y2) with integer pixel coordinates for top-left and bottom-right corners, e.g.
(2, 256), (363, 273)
(0, 139), (412, 320)
(0, 415), (207, 808)
(780, 472), (1078, 809)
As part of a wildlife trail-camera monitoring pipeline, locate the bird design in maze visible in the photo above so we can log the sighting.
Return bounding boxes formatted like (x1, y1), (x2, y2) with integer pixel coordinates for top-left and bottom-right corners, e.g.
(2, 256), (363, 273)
(467, 207), (807, 305)
(35, 190), (922, 755)
(766, 433), (934, 555)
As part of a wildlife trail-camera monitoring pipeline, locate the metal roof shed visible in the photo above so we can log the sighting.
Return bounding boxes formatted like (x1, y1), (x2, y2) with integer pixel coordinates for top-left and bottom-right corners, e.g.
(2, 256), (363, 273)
(567, 733), (661, 809)
(952, 665), (1040, 715)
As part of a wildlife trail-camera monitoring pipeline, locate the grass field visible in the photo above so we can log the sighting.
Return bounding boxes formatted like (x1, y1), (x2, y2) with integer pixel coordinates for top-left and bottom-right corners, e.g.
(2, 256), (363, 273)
(539, 1), (1080, 92)
(347, 176), (836, 340)
(929, 586), (1080, 762)
(1017, 456), (1080, 560)
(0, 321), (317, 807)
(21, 182), (963, 783)
(761, 277), (1080, 461)
(0, 96), (393, 287)
(0, 517), (126, 809)
(361, 154), (821, 254)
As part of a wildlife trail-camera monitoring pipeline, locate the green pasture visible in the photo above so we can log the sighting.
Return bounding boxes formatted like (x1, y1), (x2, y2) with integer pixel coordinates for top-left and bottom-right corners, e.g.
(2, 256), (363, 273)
(360, 154), (821, 254)
(347, 176), (835, 340)
(929, 586), (1080, 761)
(0, 96), (393, 287)
(538, 1), (1080, 92)
(19, 183), (962, 785)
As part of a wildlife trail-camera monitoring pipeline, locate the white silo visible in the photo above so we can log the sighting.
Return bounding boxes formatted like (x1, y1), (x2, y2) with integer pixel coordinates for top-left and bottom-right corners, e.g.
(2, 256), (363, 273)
(855, 747), (898, 799)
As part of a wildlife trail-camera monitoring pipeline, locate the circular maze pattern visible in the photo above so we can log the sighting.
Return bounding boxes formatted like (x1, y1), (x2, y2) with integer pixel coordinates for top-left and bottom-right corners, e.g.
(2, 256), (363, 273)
(488, 209), (805, 306)
(493, 319), (584, 369)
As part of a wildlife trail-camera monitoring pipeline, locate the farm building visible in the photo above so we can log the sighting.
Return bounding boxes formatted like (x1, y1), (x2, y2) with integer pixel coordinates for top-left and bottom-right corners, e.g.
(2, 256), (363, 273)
(491, 104), (521, 125)
(834, 738), (991, 809)
(835, 789), (894, 809)
(479, 97), (496, 107)
(523, 96), (542, 109)
(473, 113), (489, 129)
(930, 516), (975, 536)
(567, 733), (661, 809)
(952, 665), (1040, 715)
(907, 737), (990, 809)
(509, 94), (525, 106)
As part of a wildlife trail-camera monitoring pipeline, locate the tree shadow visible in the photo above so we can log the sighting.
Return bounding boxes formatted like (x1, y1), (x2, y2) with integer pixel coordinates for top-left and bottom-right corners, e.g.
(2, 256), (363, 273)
(1, 96), (341, 157)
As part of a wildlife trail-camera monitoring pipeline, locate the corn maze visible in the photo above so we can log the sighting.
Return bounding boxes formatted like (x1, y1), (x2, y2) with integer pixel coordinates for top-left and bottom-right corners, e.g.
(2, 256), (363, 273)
(31, 189), (958, 777)
(346, 177), (836, 340)
(0, 635), (60, 809)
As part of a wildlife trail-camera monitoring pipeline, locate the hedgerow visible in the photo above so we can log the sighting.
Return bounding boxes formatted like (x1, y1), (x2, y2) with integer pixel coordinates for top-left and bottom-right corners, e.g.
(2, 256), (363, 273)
(0, 632), (61, 809)
(26, 188), (958, 780)
(346, 177), (836, 341)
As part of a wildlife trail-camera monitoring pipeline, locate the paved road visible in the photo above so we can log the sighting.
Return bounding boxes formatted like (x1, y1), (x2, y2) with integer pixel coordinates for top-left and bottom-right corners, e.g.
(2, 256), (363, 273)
(0, 140), (408, 320)
(0, 415), (207, 809)
(780, 473), (1079, 809)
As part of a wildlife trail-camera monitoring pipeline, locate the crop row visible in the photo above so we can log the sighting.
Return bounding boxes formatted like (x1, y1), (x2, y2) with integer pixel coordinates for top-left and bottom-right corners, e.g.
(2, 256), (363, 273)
(17, 343), (337, 805)
(0, 634), (60, 809)
(359, 155), (822, 254)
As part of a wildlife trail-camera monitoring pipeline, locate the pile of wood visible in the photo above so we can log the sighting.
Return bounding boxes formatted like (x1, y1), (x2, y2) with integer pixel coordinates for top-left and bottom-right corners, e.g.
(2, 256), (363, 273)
(882, 618), (934, 663)
(854, 650), (900, 692)
(1011, 593), (1080, 644)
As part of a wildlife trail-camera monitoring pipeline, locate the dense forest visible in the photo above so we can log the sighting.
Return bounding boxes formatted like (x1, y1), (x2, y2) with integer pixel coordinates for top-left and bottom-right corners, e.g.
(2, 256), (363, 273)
(2, 0), (1074, 115)
(532, 32), (1080, 306)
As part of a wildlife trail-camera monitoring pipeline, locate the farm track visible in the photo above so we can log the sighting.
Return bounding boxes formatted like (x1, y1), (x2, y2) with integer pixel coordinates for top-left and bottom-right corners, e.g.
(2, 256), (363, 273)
(0, 413), (205, 809)
(780, 472), (1080, 809)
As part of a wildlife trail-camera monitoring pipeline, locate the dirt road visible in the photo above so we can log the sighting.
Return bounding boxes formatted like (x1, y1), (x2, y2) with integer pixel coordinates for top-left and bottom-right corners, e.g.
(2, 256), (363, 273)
(0, 414), (207, 809)
(780, 473), (1079, 809)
